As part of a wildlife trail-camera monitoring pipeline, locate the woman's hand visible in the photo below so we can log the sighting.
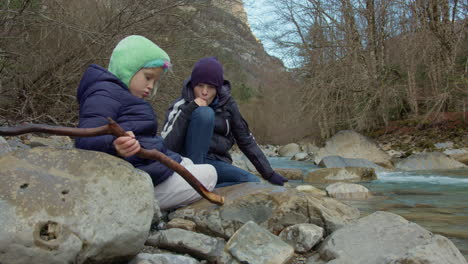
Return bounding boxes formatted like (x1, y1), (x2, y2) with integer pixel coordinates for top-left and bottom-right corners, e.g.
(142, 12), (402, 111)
(266, 171), (288, 186)
(113, 131), (140, 157)
(194, 97), (208, 106)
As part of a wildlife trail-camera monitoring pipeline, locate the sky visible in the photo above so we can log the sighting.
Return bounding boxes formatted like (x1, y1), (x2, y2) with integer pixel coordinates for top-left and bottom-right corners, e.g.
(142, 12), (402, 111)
(243, 1), (286, 64)
(243, 0), (298, 68)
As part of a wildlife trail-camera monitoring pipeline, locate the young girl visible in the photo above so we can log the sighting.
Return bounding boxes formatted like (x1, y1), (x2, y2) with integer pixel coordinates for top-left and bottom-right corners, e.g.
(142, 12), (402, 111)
(75, 36), (217, 210)
(162, 57), (287, 187)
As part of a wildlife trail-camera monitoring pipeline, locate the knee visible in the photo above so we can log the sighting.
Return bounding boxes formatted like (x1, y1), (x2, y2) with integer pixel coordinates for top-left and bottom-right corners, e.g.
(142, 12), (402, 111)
(192, 106), (215, 125)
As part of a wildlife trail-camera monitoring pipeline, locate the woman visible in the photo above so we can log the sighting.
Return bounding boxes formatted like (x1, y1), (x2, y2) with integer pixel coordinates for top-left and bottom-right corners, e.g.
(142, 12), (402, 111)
(162, 57), (287, 187)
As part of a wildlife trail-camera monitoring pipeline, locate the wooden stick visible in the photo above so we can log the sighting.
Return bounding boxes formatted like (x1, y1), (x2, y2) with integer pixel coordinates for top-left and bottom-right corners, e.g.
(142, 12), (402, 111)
(0, 118), (224, 206)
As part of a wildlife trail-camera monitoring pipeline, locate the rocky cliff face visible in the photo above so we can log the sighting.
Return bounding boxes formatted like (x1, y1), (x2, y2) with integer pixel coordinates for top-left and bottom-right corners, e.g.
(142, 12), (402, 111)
(153, 0), (300, 144)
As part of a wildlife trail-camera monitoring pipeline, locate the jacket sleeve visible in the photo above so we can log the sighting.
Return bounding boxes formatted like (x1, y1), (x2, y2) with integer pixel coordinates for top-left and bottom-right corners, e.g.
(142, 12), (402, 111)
(75, 93), (120, 155)
(161, 99), (198, 153)
(229, 100), (274, 179)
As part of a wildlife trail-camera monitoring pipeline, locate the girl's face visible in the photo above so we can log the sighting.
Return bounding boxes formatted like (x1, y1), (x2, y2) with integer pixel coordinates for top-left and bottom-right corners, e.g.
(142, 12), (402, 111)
(193, 83), (217, 105)
(129, 67), (164, 99)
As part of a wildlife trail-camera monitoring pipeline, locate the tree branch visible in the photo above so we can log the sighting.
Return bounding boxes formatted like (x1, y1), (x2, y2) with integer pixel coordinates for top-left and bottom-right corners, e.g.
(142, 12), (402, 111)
(0, 118), (224, 206)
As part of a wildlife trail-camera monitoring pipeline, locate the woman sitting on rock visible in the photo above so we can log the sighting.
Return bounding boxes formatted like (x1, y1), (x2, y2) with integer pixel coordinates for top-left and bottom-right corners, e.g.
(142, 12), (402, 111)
(161, 57), (287, 187)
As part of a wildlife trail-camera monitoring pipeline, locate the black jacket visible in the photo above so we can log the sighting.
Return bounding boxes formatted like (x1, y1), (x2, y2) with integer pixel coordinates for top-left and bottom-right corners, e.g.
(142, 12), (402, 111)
(161, 78), (274, 179)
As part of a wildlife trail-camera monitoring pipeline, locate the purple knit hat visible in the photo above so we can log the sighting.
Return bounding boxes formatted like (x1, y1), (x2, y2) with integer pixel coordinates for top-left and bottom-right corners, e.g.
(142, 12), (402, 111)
(190, 57), (224, 89)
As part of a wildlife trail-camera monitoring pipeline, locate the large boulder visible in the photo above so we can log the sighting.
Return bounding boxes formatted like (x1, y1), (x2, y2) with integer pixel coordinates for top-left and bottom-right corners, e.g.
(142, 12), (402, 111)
(315, 130), (393, 168)
(325, 183), (372, 200)
(444, 148), (468, 165)
(0, 148), (155, 264)
(395, 152), (467, 171)
(318, 155), (388, 172)
(278, 143), (301, 157)
(316, 211), (467, 264)
(169, 183), (360, 239)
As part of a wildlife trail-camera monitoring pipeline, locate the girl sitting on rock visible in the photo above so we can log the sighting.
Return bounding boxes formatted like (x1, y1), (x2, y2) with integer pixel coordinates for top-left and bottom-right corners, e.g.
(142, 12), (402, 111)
(75, 36), (217, 210)
(161, 57), (287, 187)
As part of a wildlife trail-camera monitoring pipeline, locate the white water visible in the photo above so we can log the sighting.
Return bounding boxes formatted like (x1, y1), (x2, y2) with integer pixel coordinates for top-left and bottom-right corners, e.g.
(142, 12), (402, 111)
(377, 171), (468, 185)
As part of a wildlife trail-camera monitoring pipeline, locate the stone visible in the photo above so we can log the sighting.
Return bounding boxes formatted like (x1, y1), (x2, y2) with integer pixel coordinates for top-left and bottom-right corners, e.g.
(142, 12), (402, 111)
(318, 155), (388, 172)
(317, 211), (466, 264)
(169, 183), (359, 239)
(6, 137), (30, 151)
(314, 130), (393, 168)
(146, 228), (225, 262)
(296, 185), (327, 196)
(25, 135), (74, 149)
(278, 143), (301, 157)
(395, 152), (466, 170)
(129, 253), (200, 264)
(0, 136), (11, 157)
(443, 148), (468, 165)
(0, 148), (155, 264)
(434, 141), (454, 149)
(326, 183), (372, 199)
(231, 152), (257, 173)
(226, 221), (294, 264)
(279, 223), (324, 253)
(274, 168), (304, 180)
(166, 218), (196, 231)
(384, 234), (468, 264)
(304, 167), (377, 183)
(292, 152), (309, 161)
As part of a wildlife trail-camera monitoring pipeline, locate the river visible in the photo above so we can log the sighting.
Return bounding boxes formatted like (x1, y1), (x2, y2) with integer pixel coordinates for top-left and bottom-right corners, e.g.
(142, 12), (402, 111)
(268, 157), (468, 259)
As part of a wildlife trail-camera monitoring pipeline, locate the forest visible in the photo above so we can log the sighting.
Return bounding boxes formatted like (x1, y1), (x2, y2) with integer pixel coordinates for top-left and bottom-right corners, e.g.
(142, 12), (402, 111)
(0, 0), (466, 144)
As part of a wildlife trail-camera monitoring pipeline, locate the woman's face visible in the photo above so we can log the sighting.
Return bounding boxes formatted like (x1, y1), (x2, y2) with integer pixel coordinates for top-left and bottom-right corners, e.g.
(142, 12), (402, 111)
(193, 83), (217, 105)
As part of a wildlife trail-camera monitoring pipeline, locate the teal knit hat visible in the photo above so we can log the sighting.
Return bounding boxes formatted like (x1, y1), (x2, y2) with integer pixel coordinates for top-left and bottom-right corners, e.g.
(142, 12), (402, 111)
(108, 35), (171, 88)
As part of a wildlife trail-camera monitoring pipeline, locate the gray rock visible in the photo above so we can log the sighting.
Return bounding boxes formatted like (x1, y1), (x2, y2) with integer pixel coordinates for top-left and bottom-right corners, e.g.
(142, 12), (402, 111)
(292, 152), (309, 161)
(384, 234), (468, 264)
(443, 148), (468, 165)
(304, 167), (377, 183)
(6, 137), (30, 151)
(315, 130), (393, 168)
(317, 211), (466, 264)
(278, 143), (301, 157)
(274, 168), (304, 180)
(0, 148), (155, 264)
(25, 135), (74, 149)
(169, 183), (359, 239)
(326, 182), (372, 199)
(0, 136), (11, 157)
(296, 185), (327, 196)
(279, 223), (324, 253)
(395, 152), (466, 170)
(166, 218), (197, 231)
(146, 228), (225, 262)
(226, 221), (294, 264)
(129, 253), (200, 264)
(434, 141), (454, 149)
(260, 144), (278, 157)
(318, 155), (388, 172)
(231, 152), (257, 174)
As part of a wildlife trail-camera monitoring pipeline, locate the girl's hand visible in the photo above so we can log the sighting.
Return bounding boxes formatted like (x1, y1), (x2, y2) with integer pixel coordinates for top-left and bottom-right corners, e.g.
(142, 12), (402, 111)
(113, 131), (140, 157)
(194, 97), (208, 106)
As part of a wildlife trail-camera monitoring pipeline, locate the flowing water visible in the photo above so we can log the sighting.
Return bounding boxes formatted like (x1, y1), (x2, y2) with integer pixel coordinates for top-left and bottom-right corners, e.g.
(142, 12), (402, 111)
(268, 157), (468, 259)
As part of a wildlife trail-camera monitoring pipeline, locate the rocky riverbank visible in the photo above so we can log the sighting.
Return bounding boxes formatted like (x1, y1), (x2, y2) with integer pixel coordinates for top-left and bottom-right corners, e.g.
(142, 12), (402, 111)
(1, 122), (467, 263)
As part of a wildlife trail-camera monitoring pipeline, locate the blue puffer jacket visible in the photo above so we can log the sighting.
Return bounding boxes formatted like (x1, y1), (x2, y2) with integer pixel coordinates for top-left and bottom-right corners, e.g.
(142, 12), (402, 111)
(75, 64), (182, 185)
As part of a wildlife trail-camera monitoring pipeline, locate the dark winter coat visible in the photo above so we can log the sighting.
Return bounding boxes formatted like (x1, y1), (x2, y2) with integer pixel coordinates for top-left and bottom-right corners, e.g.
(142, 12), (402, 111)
(161, 78), (275, 179)
(75, 64), (182, 185)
